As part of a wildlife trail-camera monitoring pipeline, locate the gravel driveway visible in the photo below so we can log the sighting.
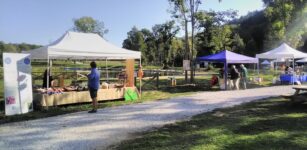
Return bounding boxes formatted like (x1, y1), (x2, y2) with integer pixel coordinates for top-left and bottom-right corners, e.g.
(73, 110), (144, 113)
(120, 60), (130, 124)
(0, 86), (294, 150)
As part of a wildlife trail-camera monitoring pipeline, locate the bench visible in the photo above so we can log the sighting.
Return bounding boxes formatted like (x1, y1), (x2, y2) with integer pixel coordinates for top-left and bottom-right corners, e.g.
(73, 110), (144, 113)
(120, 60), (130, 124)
(292, 85), (307, 95)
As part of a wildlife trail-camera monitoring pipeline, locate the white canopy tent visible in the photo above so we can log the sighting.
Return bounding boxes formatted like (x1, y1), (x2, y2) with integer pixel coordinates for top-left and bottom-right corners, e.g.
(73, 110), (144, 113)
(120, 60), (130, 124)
(256, 43), (307, 84)
(272, 58), (286, 63)
(25, 31), (141, 89)
(256, 43), (307, 59)
(26, 31), (141, 60)
(261, 60), (270, 65)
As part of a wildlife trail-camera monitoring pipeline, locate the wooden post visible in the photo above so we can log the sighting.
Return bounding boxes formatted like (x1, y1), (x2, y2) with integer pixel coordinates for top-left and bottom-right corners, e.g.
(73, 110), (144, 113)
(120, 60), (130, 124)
(125, 59), (135, 87)
(156, 72), (159, 89)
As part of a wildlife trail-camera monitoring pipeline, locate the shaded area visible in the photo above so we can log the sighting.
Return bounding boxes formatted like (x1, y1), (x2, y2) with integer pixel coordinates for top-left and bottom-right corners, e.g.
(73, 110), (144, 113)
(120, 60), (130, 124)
(112, 96), (307, 150)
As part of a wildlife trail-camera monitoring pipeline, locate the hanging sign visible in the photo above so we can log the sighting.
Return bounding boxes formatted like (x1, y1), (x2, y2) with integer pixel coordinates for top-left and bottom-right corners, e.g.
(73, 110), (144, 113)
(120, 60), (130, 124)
(3, 53), (33, 116)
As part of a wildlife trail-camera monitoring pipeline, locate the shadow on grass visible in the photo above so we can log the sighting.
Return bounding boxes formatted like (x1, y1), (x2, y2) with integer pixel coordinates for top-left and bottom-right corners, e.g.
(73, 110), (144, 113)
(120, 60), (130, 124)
(112, 97), (307, 150)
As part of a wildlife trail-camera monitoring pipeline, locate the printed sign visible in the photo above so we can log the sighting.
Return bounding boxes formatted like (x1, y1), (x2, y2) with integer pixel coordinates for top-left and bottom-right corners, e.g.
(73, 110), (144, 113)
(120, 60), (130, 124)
(183, 60), (190, 71)
(3, 53), (33, 116)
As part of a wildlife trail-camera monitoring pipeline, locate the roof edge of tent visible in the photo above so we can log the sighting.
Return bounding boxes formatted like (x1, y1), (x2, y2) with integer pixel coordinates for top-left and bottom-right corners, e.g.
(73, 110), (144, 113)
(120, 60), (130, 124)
(256, 43), (307, 59)
(197, 50), (258, 64)
(26, 31), (141, 60)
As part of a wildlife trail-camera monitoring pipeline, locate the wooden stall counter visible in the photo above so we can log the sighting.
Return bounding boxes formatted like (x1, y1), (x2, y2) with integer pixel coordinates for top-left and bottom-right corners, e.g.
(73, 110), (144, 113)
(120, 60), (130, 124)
(33, 87), (137, 107)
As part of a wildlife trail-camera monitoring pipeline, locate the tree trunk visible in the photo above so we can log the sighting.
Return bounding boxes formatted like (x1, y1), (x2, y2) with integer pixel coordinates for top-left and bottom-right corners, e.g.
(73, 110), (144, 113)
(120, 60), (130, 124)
(190, 0), (195, 83)
(184, 20), (190, 83)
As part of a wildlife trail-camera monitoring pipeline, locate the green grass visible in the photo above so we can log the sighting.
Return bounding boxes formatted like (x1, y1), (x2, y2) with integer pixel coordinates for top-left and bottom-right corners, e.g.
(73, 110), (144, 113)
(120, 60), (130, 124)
(112, 96), (307, 150)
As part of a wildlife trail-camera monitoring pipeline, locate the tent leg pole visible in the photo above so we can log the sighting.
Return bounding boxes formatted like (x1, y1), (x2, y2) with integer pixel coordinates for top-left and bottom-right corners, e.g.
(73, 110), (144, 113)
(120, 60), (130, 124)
(139, 58), (142, 99)
(257, 62), (260, 76)
(293, 57), (295, 85)
(47, 57), (50, 89)
(106, 58), (108, 83)
(224, 62), (227, 90)
(254, 63), (257, 76)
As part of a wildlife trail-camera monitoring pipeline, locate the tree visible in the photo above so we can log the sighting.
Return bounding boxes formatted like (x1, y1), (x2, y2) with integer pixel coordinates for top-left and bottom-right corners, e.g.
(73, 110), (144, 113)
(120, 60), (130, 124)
(122, 26), (148, 63)
(195, 10), (239, 55)
(122, 22), (180, 67)
(152, 21), (180, 68)
(234, 10), (268, 56)
(169, 0), (222, 82)
(73, 16), (108, 37)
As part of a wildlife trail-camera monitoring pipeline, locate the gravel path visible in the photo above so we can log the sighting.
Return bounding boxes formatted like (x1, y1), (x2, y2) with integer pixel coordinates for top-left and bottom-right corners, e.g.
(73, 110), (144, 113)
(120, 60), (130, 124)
(0, 86), (294, 150)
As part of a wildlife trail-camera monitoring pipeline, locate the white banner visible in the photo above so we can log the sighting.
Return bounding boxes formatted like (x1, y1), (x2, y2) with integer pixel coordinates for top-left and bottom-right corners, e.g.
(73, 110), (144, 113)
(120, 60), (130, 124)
(3, 53), (33, 116)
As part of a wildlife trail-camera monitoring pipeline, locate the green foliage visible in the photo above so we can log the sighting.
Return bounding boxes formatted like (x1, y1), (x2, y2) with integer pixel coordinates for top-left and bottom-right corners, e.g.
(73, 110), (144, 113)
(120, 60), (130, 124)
(263, 0), (307, 49)
(0, 41), (40, 65)
(195, 10), (243, 55)
(73, 16), (108, 37)
(122, 21), (181, 68)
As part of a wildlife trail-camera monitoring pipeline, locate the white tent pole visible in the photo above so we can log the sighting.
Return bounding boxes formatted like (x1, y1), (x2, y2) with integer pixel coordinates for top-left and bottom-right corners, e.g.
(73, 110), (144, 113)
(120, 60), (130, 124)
(273, 62), (277, 75)
(224, 62), (228, 90)
(253, 63), (256, 75)
(257, 61), (260, 76)
(105, 58), (109, 83)
(47, 56), (50, 89)
(139, 58), (142, 98)
(293, 56), (295, 85)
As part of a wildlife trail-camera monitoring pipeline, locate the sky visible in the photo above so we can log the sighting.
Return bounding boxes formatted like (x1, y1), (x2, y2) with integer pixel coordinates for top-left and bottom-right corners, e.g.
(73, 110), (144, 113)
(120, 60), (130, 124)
(0, 0), (264, 47)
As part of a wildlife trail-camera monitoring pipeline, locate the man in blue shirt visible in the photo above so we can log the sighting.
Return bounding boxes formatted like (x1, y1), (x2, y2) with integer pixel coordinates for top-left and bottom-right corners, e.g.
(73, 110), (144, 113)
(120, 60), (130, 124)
(87, 61), (100, 113)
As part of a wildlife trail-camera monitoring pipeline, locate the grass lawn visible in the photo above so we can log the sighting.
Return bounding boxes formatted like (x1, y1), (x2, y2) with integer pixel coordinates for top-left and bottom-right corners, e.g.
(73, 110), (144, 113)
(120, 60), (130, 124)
(112, 96), (307, 150)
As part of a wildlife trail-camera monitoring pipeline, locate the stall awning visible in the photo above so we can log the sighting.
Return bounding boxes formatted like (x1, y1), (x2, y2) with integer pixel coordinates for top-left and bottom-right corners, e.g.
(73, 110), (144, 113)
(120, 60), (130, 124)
(24, 31), (141, 60)
(197, 50), (258, 64)
(256, 43), (307, 59)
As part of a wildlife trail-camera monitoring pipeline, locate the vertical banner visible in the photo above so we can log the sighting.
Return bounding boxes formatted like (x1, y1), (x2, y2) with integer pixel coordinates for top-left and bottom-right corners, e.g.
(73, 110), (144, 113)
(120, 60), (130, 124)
(3, 53), (33, 116)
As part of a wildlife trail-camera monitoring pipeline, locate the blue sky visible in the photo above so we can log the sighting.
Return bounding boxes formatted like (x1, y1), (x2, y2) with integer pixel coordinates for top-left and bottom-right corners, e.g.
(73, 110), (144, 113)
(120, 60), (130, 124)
(0, 0), (264, 47)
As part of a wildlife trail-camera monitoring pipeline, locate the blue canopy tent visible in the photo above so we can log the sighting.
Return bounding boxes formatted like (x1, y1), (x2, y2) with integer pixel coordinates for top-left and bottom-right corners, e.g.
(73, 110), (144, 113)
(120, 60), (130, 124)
(197, 50), (259, 90)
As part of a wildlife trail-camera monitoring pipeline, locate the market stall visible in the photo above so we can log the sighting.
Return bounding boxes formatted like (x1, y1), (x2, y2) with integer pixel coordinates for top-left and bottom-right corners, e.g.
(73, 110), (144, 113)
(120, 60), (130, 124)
(256, 43), (307, 84)
(197, 50), (259, 90)
(25, 31), (141, 107)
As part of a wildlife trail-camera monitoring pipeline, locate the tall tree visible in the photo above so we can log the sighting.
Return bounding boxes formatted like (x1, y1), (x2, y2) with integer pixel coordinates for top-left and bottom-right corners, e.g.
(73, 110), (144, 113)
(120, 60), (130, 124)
(169, 0), (199, 82)
(195, 10), (240, 55)
(73, 16), (108, 37)
(169, 0), (221, 82)
(263, 0), (307, 48)
(122, 22), (180, 67)
(152, 21), (180, 68)
(122, 26), (148, 63)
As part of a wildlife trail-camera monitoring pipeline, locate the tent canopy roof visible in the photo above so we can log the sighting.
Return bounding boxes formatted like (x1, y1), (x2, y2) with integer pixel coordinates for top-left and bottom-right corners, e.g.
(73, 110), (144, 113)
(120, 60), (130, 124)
(261, 60), (271, 65)
(296, 58), (307, 63)
(25, 31), (141, 60)
(197, 50), (258, 64)
(256, 43), (307, 59)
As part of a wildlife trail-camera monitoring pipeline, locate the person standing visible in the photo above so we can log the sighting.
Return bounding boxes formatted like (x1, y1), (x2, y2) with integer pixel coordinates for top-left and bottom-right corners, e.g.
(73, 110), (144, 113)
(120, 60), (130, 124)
(240, 64), (248, 89)
(42, 69), (54, 88)
(87, 61), (100, 113)
(230, 65), (240, 90)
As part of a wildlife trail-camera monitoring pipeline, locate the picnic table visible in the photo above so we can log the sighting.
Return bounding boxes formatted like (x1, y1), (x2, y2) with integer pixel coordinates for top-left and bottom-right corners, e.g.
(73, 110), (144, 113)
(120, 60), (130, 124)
(292, 85), (307, 95)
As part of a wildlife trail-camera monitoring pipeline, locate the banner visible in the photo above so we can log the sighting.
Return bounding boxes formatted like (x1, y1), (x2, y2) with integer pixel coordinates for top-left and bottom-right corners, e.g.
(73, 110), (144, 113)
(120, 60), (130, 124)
(3, 53), (33, 116)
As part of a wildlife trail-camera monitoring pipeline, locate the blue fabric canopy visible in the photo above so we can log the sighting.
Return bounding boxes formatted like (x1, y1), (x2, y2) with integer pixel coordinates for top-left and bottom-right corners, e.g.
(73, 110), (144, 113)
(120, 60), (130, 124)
(197, 50), (258, 64)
